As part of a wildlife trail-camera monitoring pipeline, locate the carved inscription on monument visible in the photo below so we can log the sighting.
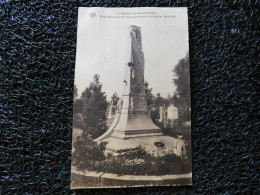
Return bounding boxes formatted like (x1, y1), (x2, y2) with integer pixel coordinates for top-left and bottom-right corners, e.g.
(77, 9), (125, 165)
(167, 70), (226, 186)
(132, 96), (147, 112)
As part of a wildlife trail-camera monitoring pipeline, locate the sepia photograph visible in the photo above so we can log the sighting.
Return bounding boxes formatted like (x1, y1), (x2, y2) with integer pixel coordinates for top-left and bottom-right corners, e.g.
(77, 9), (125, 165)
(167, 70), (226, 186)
(71, 7), (192, 188)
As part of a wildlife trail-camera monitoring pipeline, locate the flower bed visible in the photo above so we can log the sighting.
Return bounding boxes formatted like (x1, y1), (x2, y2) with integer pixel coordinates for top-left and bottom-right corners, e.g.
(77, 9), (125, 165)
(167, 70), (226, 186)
(72, 137), (192, 176)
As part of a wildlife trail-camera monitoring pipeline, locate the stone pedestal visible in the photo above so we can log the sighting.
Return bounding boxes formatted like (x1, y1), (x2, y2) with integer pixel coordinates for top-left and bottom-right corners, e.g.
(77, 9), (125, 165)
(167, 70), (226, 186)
(111, 93), (162, 139)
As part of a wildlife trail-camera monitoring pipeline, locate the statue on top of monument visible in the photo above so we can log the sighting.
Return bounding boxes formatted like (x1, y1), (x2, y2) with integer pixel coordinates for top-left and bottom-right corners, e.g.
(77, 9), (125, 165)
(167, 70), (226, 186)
(128, 25), (145, 94)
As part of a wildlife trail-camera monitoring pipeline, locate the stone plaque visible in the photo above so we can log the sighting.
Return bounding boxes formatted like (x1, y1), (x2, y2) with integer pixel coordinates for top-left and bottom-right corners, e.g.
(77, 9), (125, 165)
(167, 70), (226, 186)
(132, 96), (147, 112)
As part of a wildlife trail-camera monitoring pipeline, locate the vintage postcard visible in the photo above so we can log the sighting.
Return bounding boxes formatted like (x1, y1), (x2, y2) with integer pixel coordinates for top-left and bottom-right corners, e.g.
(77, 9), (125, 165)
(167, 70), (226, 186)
(71, 7), (192, 188)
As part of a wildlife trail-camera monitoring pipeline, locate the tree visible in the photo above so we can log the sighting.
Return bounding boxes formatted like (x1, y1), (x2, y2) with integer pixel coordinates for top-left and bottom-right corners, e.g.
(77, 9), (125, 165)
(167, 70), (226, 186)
(172, 53), (190, 108)
(81, 74), (108, 139)
(72, 75), (108, 171)
(73, 98), (84, 114)
(144, 81), (154, 110)
(144, 82), (172, 125)
(73, 85), (85, 129)
(172, 53), (191, 126)
(144, 82), (161, 125)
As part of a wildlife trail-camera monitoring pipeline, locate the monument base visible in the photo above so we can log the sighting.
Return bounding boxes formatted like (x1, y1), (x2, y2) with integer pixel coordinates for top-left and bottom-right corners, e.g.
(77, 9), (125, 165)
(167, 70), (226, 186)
(100, 135), (186, 158)
(111, 113), (162, 139)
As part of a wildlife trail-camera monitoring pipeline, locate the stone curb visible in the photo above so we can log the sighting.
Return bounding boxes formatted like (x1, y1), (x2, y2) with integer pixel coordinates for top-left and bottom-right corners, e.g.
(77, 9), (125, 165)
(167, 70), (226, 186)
(71, 167), (192, 188)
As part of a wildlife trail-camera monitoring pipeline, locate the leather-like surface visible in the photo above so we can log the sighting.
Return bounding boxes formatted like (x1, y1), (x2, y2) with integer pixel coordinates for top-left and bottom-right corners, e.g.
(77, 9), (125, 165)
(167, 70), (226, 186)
(0, 0), (259, 194)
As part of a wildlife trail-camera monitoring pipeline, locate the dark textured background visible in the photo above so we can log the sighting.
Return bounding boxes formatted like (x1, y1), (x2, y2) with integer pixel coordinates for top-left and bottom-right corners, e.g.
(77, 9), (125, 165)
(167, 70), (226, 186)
(0, 0), (259, 194)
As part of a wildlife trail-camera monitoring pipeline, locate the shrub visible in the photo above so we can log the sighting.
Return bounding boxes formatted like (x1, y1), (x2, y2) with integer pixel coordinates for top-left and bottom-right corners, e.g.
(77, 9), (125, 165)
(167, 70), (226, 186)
(76, 145), (192, 176)
(72, 133), (107, 171)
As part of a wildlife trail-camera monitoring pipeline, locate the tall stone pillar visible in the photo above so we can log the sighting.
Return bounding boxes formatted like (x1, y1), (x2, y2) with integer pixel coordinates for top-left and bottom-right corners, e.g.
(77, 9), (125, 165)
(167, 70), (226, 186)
(111, 26), (162, 139)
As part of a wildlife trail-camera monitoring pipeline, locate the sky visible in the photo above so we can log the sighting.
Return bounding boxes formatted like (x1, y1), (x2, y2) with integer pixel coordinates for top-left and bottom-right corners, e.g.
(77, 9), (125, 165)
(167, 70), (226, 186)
(75, 7), (189, 100)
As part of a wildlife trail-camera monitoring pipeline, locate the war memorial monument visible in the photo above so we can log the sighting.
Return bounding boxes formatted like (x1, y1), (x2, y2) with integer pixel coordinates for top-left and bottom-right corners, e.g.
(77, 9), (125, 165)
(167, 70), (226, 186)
(95, 26), (186, 157)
